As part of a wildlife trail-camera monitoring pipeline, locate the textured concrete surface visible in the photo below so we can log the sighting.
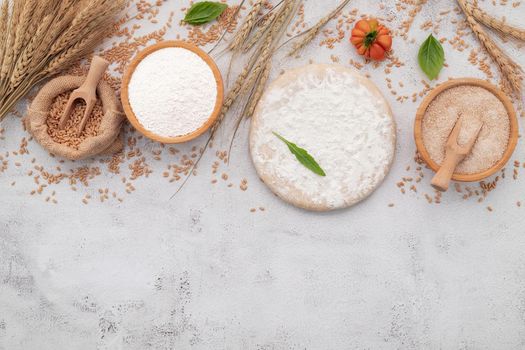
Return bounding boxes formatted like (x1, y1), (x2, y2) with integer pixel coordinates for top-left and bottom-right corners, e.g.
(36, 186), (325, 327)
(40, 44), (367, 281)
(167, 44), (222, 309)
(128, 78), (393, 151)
(1, 0), (525, 349)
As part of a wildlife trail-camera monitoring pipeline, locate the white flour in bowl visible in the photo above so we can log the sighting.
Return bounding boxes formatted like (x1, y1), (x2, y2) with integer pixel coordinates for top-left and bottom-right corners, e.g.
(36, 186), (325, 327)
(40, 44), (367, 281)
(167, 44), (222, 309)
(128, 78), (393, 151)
(128, 47), (217, 138)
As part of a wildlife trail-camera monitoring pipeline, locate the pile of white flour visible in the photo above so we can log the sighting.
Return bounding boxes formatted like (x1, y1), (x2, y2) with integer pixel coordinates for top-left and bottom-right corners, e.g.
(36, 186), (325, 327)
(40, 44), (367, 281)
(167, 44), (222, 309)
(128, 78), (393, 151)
(128, 47), (217, 138)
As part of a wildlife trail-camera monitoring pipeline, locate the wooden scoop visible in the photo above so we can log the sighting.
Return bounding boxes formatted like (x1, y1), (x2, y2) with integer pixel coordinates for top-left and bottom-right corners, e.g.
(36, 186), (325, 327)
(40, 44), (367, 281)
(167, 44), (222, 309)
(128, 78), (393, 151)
(59, 56), (110, 136)
(431, 116), (483, 192)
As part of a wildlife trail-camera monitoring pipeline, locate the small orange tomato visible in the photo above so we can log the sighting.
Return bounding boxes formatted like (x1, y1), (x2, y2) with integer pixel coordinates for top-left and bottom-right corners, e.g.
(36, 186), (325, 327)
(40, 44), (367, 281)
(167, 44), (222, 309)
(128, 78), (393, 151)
(350, 19), (392, 61)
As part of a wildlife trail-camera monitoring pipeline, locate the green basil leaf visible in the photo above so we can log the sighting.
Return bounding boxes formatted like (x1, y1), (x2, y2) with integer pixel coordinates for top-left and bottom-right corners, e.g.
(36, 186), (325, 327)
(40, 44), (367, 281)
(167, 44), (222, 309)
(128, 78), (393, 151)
(183, 1), (228, 25)
(418, 34), (445, 80)
(273, 132), (326, 177)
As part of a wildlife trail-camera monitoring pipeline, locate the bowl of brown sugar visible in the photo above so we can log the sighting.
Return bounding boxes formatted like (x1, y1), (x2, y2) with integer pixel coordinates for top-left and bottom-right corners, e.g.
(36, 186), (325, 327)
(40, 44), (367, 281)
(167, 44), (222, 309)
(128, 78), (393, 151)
(414, 78), (518, 182)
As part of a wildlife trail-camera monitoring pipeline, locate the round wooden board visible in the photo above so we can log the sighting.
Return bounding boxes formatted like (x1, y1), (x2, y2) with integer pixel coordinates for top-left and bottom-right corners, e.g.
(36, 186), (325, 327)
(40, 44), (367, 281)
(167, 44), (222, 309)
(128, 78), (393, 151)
(249, 64), (397, 212)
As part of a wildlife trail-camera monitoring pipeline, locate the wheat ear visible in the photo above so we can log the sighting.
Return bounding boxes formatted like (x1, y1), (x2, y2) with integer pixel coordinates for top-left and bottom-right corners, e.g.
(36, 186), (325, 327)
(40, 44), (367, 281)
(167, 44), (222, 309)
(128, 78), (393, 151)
(8, 14), (55, 92)
(0, 0), (9, 72)
(232, 0), (298, 117)
(0, 0), (125, 122)
(229, 0), (264, 52)
(458, 0), (523, 96)
(288, 0), (350, 57)
(227, 60), (272, 157)
(215, 64), (253, 133)
(242, 0), (296, 53)
(242, 11), (278, 53)
(0, 0), (24, 84)
(245, 62), (272, 118)
(226, 0), (299, 143)
(218, 1), (294, 128)
(12, 0), (36, 62)
(23, 1), (48, 43)
(461, 0), (525, 41)
(49, 0), (120, 57)
(172, 0), (301, 196)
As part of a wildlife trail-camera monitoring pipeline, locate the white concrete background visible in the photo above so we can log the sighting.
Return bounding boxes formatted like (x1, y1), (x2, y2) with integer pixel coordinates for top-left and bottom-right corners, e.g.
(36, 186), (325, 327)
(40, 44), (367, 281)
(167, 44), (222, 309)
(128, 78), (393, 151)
(1, 0), (525, 349)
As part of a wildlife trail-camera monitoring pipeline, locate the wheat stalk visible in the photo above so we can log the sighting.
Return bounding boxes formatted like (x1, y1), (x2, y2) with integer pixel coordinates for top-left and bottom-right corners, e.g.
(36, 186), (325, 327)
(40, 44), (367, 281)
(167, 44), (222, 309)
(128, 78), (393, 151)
(239, 1), (296, 99)
(457, 0), (523, 97)
(45, 10), (125, 76)
(220, 0), (297, 127)
(173, 0), (301, 196)
(49, 0), (109, 57)
(0, 1), (9, 72)
(0, 0), (24, 84)
(215, 61), (254, 133)
(288, 0), (350, 57)
(227, 60), (272, 157)
(208, 0), (246, 55)
(461, 0), (525, 41)
(0, 0), (125, 122)
(217, 1), (297, 128)
(8, 14), (55, 92)
(237, 0), (287, 53)
(24, 1), (48, 43)
(225, 3), (295, 142)
(217, 0), (298, 139)
(245, 61), (272, 118)
(243, 36), (276, 87)
(217, 44), (269, 133)
(242, 11), (278, 53)
(229, 0), (264, 52)
(12, 0), (36, 62)
(271, 0), (298, 36)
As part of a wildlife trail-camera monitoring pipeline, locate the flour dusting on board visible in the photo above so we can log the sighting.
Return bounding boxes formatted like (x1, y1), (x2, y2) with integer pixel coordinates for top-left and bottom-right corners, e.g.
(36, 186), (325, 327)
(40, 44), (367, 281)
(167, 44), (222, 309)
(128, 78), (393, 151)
(250, 65), (396, 210)
(128, 47), (217, 138)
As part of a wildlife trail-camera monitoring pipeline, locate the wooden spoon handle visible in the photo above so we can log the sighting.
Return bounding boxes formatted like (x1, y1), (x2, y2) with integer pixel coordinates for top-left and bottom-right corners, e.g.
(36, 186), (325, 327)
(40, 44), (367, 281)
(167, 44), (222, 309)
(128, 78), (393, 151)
(81, 56), (109, 92)
(431, 152), (465, 192)
(77, 100), (96, 137)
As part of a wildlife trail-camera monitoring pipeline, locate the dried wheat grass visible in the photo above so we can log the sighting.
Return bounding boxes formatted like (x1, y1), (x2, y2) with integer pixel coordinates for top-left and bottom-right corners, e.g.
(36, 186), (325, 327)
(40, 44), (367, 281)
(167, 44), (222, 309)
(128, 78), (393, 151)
(288, 0), (350, 57)
(174, 0), (301, 196)
(229, 0), (264, 51)
(457, 0), (523, 98)
(227, 60), (272, 156)
(242, 11), (278, 53)
(461, 0), (525, 41)
(0, 0), (125, 122)
(245, 61), (272, 118)
(218, 0), (298, 129)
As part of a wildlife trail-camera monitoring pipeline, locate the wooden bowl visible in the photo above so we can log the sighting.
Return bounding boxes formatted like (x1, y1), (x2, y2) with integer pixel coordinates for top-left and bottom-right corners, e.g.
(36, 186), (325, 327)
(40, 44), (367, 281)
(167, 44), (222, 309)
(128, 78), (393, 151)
(121, 41), (224, 144)
(414, 78), (518, 182)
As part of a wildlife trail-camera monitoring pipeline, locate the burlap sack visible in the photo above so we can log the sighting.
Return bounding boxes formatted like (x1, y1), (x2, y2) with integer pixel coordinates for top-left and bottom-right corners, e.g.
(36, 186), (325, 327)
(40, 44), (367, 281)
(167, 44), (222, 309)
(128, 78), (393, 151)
(24, 76), (124, 160)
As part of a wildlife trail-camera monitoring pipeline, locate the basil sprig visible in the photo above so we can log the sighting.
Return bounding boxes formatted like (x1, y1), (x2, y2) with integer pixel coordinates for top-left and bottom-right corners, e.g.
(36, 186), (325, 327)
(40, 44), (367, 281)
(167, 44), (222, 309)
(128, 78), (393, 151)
(183, 1), (228, 25)
(418, 34), (445, 80)
(273, 132), (326, 177)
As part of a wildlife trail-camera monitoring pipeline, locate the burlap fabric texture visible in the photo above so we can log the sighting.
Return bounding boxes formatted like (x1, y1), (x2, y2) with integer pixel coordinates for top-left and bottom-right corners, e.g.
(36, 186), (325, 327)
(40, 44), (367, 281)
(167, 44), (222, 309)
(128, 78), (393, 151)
(24, 76), (124, 160)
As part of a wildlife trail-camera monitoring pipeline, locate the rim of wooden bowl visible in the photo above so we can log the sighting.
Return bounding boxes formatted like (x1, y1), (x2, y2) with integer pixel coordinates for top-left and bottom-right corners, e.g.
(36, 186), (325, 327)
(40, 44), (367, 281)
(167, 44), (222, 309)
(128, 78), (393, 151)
(121, 40), (224, 144)
(414, 78), (518, 182)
